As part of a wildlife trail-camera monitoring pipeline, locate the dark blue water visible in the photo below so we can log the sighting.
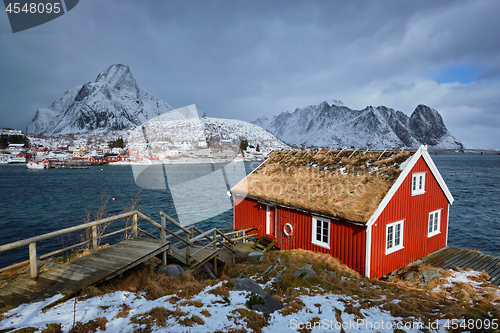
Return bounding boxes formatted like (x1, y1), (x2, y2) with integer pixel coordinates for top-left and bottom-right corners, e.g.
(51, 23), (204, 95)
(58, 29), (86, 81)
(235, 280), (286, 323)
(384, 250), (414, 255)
(431, 153), (500, 257)
(0, 154), (499, 268)
(0, 162), (260, 268)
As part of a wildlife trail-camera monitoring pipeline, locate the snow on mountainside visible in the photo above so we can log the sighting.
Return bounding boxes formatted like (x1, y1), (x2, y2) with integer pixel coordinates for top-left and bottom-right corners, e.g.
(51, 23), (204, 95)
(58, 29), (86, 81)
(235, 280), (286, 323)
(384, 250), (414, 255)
(26, 64), (174, 136)
(253, 101), (463, 149)
(128, 107), (289, 151)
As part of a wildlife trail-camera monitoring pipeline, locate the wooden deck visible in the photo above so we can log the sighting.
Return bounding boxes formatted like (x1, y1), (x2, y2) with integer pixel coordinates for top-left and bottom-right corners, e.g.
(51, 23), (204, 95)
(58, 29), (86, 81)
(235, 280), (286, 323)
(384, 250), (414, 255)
(421, 246), (500, 286)
(0, 211), (254, 312)
(0, 238), (170, 310)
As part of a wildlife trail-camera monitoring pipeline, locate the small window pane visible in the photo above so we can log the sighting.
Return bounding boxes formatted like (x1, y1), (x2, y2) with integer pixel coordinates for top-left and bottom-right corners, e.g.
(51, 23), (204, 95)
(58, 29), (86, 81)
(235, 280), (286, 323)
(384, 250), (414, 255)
(428, 215), (433, 233)
(387, 226), (393, 249)
(419, 175), (423, 190)
(313, 217), (330, 247)
(434, 213), (438, 231)
(413, 177), (416, 191)
(395, 224), (400, 246)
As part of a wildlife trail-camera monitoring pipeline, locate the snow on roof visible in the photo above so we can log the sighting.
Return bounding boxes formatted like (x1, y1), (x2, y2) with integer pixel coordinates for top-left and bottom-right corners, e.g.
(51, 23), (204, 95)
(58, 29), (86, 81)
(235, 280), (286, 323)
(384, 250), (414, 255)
(231, 149), (414, 223)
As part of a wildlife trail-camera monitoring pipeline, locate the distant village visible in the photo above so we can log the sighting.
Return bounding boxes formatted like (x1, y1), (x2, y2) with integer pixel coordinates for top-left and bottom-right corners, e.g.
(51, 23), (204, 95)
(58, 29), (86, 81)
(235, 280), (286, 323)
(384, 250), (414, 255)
(0, 128), (266, 166)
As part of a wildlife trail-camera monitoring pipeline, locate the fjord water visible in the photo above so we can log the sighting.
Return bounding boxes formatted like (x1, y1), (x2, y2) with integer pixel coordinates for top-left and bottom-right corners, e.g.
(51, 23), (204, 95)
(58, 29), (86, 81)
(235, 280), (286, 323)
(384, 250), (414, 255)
(0, 154), (499, 269)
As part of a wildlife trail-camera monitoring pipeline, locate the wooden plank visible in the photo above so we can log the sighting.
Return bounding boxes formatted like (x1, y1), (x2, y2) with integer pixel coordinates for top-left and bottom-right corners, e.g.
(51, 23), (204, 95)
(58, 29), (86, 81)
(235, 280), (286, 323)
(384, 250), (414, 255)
(426, 248), (462, 266)
(440, 251), (473, 268)
(98, 247), (152, 260)
(468, 255), (495, 271)
(421, 247), (454, 263)
(0, 239), (171, 310)
(449, 252), (482, 269)
(69, 257), (124, 272)
(486, 263), (500, 280)
(41, 269), (91, 282)
(478, 258), (500, 273)
(50, 263), (100, 275)
(77, 256), (133, 271)
(0, 211), (138, 252)
(101, 241), (159, 253)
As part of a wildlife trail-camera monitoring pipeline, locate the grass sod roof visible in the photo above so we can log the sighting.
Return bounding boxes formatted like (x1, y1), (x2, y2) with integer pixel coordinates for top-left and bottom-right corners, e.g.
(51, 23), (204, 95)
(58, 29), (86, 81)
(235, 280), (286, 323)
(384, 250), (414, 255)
(231, 149), (414, 224)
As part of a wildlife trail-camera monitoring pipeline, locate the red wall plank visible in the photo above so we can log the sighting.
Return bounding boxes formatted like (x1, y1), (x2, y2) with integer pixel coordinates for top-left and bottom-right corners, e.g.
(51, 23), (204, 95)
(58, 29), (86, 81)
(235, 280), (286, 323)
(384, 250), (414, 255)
(233, 195), (366, 276)
(369, 156), (449, 279)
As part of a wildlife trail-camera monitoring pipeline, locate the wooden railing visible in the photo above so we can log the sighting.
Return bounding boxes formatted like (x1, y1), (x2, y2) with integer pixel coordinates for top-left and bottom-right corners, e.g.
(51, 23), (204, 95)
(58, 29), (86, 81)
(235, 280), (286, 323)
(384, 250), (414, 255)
(214, 228), (258, 244)
(1, 209), (258, 280)
(159, 211), (236, 267)
(0, 210), (165, 279)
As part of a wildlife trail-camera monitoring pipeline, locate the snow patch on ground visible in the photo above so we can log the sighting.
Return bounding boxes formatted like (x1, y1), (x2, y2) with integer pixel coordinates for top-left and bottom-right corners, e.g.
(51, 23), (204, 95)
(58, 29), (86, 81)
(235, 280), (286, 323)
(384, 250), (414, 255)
(0, 282), (456, 333)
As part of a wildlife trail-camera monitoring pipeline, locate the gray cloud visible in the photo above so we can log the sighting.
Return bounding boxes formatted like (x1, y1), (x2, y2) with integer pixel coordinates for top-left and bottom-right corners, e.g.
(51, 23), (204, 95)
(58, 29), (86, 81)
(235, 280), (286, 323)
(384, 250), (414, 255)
(1, 0), (499, 148)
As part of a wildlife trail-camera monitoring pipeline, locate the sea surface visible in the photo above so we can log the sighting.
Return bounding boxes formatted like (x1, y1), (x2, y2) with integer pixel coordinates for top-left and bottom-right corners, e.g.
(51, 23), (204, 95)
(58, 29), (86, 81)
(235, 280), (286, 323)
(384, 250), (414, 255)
(0, 153), (499, 269)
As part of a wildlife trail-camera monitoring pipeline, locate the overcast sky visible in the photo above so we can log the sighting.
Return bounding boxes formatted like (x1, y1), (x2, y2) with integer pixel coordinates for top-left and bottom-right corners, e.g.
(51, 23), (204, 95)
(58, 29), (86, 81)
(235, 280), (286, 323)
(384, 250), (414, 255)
(1, 0), (499, 149)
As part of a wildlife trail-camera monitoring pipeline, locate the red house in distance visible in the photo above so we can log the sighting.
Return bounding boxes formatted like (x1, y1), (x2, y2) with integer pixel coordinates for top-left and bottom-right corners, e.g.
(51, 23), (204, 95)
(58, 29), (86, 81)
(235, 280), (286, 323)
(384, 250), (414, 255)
(230, 145), (454, 279)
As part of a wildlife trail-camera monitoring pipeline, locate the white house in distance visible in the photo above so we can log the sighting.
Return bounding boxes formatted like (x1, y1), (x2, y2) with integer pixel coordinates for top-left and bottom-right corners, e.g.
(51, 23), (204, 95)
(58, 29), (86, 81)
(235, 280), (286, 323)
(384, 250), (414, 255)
(111, 147), (124, 154)
(8, 143), (25, 152)
(166, 146), (180, 157)
(48, 151), (71, 160)
(198, 140), (208, 148)
(179, 141), (192, 150)
(246, 145), (256, 153)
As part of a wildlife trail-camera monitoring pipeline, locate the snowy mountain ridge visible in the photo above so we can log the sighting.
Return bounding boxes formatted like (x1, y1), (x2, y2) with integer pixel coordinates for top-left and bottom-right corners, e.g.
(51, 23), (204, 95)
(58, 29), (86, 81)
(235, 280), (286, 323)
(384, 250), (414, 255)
(129, 112), (290, 151)
(26, 64), (175, 136)
(253, 101), (463, 149)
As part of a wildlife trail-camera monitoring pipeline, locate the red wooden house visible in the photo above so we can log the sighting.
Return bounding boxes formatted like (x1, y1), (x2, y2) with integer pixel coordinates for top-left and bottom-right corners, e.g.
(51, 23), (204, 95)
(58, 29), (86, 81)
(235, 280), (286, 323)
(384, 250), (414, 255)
(17, 152), (32, 159)
(230, 145), (454, 279)
(89, 156), (106, 163)
(104, 153), (120, 162)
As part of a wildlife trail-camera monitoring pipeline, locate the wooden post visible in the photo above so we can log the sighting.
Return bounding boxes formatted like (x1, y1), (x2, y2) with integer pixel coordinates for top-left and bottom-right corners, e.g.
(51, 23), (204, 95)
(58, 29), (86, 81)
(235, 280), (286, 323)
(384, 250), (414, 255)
(186, 231), (191, 266)
(212, 230), (216, 251)
(162, 250), (167, 266)
(214, 256), (217, 276)
(29, 242), (37, 279)
(92, 225), (97, 255)
(161, 216), (166, 244)
(132, 213), (138, 240)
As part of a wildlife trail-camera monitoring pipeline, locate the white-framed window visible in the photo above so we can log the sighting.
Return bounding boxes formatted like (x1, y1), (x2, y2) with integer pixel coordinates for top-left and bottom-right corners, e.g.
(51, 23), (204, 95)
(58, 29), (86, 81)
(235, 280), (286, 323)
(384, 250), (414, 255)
(412, 172), (426, 195)
(312, 216), (330, 249)
(428, 209), (441, 237)
(386, 220), (404, 254)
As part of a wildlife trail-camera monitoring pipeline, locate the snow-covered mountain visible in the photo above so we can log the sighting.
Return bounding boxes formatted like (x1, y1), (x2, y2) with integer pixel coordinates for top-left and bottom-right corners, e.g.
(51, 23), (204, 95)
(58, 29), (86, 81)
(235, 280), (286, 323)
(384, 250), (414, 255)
(26, 64), (175, 136)
(129, 105), (289, 151)
(253, 101), (462, 149)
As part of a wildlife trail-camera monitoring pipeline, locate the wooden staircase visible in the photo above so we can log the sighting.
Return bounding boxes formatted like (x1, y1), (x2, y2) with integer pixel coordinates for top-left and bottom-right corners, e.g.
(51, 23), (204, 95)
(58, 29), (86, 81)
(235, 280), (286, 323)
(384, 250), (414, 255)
(252, 234), (277, 253)
(159, 212), (236, 275)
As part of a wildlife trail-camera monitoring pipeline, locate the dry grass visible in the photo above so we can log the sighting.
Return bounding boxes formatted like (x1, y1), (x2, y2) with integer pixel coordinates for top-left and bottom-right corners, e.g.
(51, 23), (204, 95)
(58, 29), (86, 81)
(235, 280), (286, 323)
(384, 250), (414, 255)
(115, 304), (131, 319)
(130, 306), (204, 331)
(232, 150), (413, 222)
(221, 249), (500, 324)
(78, 259), (211, 301)
(41, 323), (62, 333)
(68, 317), (107, 333)
(230, 308), (268, 332)
(178, 300), (204, 308)
(10, 328), (38, 333)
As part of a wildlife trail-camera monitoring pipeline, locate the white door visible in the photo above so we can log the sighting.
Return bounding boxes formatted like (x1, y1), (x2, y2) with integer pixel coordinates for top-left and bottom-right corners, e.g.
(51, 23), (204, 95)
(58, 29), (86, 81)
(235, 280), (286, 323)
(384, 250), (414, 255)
(266, 205), (275, 236)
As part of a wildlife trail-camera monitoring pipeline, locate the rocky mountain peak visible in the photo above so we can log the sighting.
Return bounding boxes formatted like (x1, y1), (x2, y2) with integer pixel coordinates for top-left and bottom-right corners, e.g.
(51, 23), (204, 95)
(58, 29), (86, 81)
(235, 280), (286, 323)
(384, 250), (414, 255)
(252, 100), (462, 149)
(95, 64), (137, 91)
(26, 64), (173, 135)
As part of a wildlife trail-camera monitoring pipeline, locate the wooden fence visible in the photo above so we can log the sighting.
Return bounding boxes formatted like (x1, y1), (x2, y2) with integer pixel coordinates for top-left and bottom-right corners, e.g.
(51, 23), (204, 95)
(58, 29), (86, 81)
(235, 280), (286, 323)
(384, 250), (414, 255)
(0, 210), (163, 278)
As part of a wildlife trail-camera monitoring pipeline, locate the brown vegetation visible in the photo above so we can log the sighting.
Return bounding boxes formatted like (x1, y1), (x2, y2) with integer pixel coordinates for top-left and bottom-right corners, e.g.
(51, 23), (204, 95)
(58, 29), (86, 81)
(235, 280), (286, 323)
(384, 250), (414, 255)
(77, 259), (212, 302)
(41, 323), (62, 333)
(129, 306), (204, 331)
(68, 317), (107, 333)
(232, 150), (413, 222)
